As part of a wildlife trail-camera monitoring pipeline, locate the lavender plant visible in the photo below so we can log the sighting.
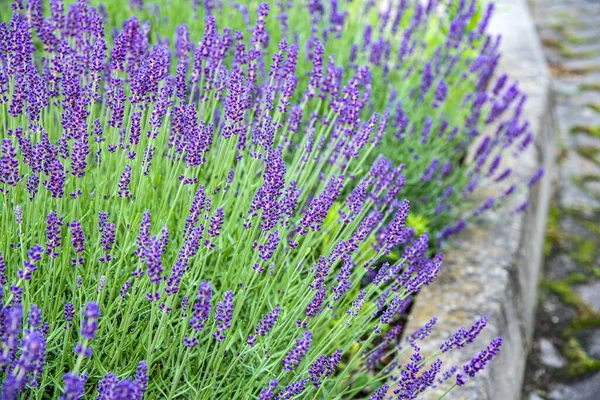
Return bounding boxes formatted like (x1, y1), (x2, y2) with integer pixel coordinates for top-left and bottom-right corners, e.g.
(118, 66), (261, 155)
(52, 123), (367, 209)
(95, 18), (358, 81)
(0, 0), (526, 398)
(61, 0), (542, 240)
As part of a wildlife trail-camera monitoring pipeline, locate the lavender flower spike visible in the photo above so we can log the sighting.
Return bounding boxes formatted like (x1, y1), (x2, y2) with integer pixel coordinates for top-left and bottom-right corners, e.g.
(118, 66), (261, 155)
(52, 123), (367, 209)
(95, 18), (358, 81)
(213, 290), (234, 342)
(282, 331), (313, 371)
(456, 337), (503, 386)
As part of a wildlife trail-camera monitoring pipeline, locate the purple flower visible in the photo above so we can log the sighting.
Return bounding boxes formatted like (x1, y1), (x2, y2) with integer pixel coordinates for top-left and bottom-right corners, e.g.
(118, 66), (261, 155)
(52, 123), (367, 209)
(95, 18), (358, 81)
(434, 79), (448, 104)
(97, 373), (118, 399)
(0, 251), (7, 285)
(136, 211), (152, 260)
(184, 186), (207, 235)
(0, 138), (20, 186)
(346, 290), (367, 317)
(252, 3), (270, 50)
(60, 372), (86, 400)
(189, 281), (212, 334)
(28, 244), (43, 262)
(208, 207), (224, 238)
(8, 329), (47, 391)
(369, 384), (389, 400)
(149, 76), (174, 129)
(254, 306), (280, 337)
(134, 361), (149, 396)
(457, 337), (503, 385)
(18, 244), (43, 280)
(528, 167), (545, 187)
(118, 165), (132, 198)
(1, 304), (23, 364)
(109, 87), (126, 128)
(493, 74), (508, 96)
(308, 355), (328, 388)
(129, 112), (142, 147)
(440, 317), (489, 353)
(282, 331), (312, 371)
(308, 349), (343, 387)
(378, 296), (412, 328)
(473, 197), (495, 217)
(80, 302), (100, 340)
(477, 3), (495, 35)
(487, 155), (501, 177)
(70, 220), (85, 266)
(44, 157), (65, 199)
(332, 257), (353, 299)
(120, 281), (132, 299)
(258, 230), (280, 262)
(64, 302), (75, 328)
(306, 286), (327, 318)
(307, 40), (324, 99)
(421, 117), (433, 144)
(298, 175), (344, 235)
(308, 256), (331, 291)
(28, 304), (42, 327)
(145, 235), (163, 285)
(259, 388), (274, 400)
(277, 379), (307, 399)
(384, 200), (410, 251)
(408, 317), (438, 345)
(495, 168), (512, 182)
(99, 222), (116, 263)
(513, 201), (529, 214)
(27, 174), (40, 200)
(98, 212), (109, 233)
(213, 290), (234, 341)
(71, 139), (89, 178)
(420, 62), (433, 94)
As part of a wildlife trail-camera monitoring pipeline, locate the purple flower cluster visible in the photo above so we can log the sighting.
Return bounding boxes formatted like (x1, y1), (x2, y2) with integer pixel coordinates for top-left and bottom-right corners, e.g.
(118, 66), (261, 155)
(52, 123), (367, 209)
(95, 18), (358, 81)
(248, 305), (280, 346)
(282, 331), (312, 371)
(213, 290), (234, 342)
(81, 303), (100, 340)
(0, 0), (514, 397)
(17, 244), (43, 280)
(69, 220), (85, 267)
(308, 349), (343, 387)
(440, 317), (488, 353)
(456, 337), (503, 385)
(96, 361), (148, 400)
(185, 281), (212, 347)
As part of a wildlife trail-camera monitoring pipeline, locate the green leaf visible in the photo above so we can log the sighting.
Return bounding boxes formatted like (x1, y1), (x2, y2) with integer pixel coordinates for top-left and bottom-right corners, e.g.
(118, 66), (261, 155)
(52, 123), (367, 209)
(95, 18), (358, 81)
(406, 214), (430, 237)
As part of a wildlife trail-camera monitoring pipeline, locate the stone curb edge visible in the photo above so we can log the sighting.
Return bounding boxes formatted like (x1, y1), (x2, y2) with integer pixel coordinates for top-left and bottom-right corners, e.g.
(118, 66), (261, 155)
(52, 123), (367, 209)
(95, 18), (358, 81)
(403, 0), (556, 398)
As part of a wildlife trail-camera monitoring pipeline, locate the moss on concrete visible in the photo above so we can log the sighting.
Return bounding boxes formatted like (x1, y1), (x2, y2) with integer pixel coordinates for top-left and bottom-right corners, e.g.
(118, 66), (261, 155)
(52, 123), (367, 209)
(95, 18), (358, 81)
(583, 221), (600, 237)
(563, 337), (600, 376)
(542, 279), (585, 309)
(545, 276), (600, 376)
(575, 146), (600, 163)
(586, 103), (600, 114)
(581, 82), (600, 92)
(561, 29), (600, 44)
(571, 125), (600, 139)
(545, 206), (563, 256)
(570, 237), (597, 266)
(542, 276), (600, 333)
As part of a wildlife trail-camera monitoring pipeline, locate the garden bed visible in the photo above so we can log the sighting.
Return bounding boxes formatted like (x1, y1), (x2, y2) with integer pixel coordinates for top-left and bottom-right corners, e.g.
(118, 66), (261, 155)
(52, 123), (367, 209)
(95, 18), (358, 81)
(0, 0), (554, 397)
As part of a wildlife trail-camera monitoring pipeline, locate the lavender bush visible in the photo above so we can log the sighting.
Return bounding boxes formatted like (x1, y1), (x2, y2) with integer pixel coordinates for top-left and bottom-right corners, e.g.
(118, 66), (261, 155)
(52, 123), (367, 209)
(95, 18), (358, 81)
(0, 0), (536, 398)
(33, 0), (541, 239)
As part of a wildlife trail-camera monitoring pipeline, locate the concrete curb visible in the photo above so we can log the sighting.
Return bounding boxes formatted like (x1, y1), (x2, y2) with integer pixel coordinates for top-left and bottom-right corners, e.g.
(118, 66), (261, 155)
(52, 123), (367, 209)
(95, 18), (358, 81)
(404, 0), (555, 398)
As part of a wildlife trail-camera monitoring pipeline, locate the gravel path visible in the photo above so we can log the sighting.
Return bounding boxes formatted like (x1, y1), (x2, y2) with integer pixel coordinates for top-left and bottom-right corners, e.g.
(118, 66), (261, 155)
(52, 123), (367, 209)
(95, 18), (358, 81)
(524, 0), (600, 399)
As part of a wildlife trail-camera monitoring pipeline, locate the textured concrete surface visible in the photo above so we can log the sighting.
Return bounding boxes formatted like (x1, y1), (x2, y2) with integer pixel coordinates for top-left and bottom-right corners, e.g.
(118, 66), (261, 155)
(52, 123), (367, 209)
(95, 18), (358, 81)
(404, 0), (555, 398)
